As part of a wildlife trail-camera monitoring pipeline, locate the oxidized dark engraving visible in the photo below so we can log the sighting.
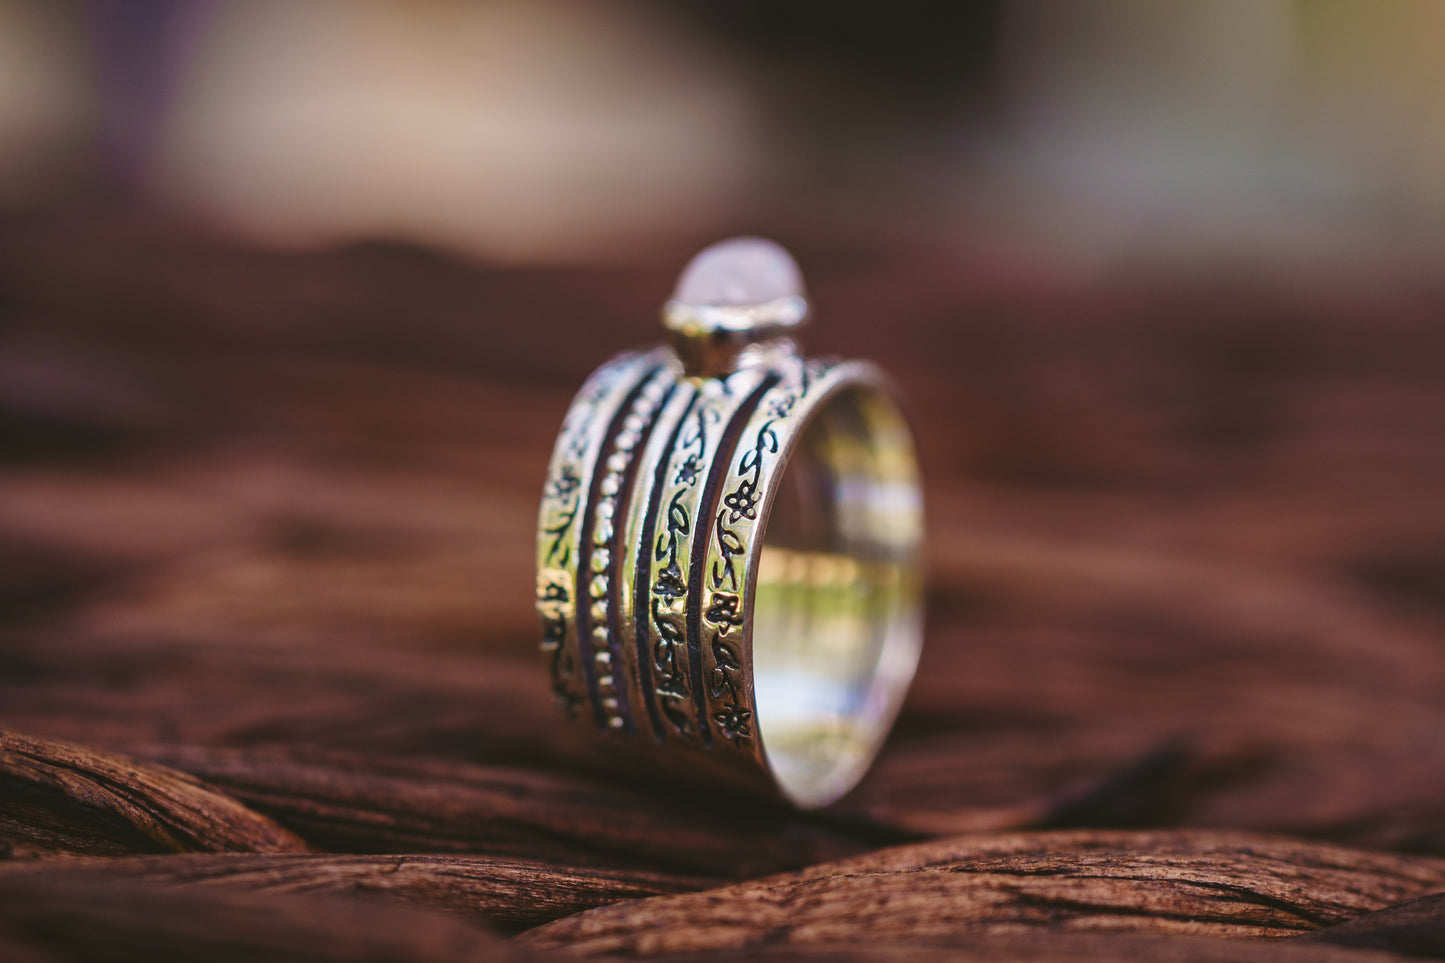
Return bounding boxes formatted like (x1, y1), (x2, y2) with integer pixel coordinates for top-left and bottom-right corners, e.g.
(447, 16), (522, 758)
(702, 590), (744, 632)
(653, 489), (691, 595)
(535, 354), (641, 720)
(542, 498), (578, 568)
(674, 455), (702, 486)
(651, 594), (692, 735)
(700, 359), (834, 745)
(647, 399), (717, 738)
(536, 576), (582, 716)
(710, 507), (747, 592)
(711, 701), (752, 742)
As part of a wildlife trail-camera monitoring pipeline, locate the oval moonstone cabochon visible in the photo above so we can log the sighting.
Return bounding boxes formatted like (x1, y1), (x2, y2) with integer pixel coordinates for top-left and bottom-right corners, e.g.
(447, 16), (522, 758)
(672, 237), (805, 308)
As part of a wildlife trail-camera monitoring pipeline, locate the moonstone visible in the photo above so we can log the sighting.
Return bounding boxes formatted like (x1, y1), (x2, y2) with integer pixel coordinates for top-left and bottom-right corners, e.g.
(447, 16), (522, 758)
(672, 237), (804, 307)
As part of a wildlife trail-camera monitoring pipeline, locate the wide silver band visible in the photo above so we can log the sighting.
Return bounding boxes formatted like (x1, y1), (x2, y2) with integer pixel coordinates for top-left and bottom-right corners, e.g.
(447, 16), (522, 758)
(535, 242), (923, 808)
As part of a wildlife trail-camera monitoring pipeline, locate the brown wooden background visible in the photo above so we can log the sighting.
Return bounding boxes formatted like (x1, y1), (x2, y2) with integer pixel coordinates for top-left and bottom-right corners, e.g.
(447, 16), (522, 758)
(1, 215), (1443, 960)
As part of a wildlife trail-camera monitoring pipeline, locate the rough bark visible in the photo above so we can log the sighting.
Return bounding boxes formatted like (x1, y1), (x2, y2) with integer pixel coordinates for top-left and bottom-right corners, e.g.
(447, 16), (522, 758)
(0, 873), (520, 962)
(1303, 892), (1445, 959)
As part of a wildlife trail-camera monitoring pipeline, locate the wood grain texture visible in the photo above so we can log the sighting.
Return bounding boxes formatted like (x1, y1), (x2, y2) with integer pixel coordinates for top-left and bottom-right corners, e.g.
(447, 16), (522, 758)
(647, 935), (1417, 963)
(0, 731), (307, 857)
(0, 217), (1443, 959)
(519, 830), (1445, 956)
(0, 873), (521, 962)
(132, 744), (873, 878)
(0, 852), (706, 932)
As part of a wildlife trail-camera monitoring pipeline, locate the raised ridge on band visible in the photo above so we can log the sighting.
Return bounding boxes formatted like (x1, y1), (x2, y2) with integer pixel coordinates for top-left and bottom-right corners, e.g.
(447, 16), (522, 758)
(575, 364), (674, 731)
(536, 350), (664, 721)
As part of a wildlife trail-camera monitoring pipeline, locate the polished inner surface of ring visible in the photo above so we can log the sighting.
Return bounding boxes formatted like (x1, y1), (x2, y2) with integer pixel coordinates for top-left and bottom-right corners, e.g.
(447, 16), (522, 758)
(754, 384), (922, 806)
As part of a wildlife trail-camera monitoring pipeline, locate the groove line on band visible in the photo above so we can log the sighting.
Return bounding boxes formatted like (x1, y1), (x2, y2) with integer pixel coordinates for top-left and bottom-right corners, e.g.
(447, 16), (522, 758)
(575, 364), (666, 730)
(686, 373), (781, 748)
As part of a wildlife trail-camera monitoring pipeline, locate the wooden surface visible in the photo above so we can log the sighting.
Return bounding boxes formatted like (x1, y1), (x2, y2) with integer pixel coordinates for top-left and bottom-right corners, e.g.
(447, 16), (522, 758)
(0, 216), (1443, 960)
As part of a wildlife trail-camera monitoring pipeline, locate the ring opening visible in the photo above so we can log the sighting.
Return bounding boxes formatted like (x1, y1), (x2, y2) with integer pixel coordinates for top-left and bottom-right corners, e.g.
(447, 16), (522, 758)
(751, 382), (923, 807)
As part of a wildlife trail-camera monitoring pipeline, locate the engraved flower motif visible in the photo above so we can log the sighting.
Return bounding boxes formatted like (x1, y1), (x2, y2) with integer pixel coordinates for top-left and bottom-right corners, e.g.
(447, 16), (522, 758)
(703, 592), (744, 633)
(675, 455), (702, 486)
(768, 394), (797, 419)
(655, 671), (689, 701)
(653, 563), (686, 600)
(712, 705), (752, 741)
(723, 482), (758, 522)
(547, 465), (581, 500)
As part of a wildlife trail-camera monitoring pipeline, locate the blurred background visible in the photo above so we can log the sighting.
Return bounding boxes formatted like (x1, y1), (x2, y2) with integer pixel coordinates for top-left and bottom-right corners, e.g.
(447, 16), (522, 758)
(0, 0), (1443, 855)
(3, 0), (1445, 267)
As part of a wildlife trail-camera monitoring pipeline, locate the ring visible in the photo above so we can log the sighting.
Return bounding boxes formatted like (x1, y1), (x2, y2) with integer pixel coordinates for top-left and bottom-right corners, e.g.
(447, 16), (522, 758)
(535, 237), (924, 808)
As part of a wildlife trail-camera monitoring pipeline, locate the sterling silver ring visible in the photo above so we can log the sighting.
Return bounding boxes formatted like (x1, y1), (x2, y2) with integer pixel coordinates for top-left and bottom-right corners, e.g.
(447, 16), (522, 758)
(535, 238), (924, 808)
